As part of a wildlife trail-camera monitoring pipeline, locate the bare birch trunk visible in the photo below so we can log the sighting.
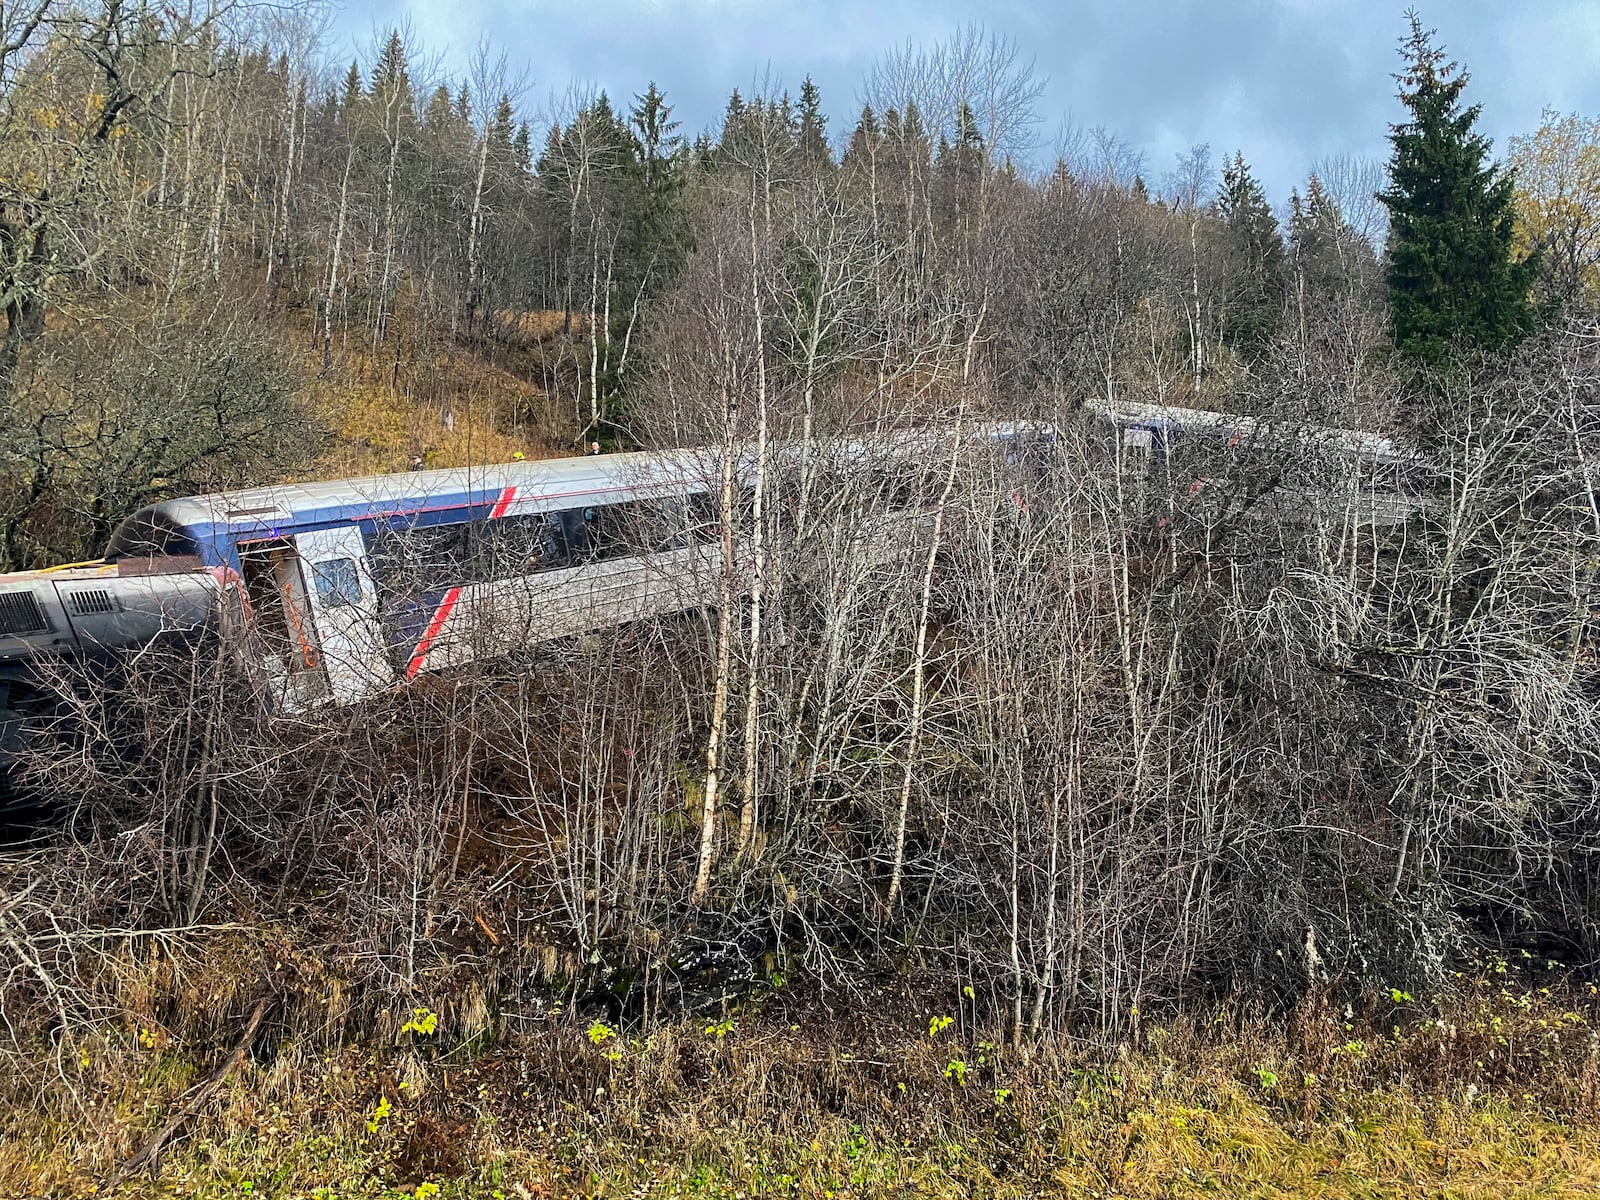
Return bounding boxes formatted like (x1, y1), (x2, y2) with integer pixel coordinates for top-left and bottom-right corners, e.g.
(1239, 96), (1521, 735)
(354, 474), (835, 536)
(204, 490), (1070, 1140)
(465, 125), (490, 334)
(266, 71), (300, 312)
(737, 181), (769, 857)
(374, 93), (402, 351)
(323, 147), (353, 372)
(693, 383), (741, 905)
(885, 413), (964, 911)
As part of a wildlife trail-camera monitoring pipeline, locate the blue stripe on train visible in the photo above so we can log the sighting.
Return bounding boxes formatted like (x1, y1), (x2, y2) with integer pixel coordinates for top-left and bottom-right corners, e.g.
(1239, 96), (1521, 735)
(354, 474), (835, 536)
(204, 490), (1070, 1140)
(177, 494), (503, 575)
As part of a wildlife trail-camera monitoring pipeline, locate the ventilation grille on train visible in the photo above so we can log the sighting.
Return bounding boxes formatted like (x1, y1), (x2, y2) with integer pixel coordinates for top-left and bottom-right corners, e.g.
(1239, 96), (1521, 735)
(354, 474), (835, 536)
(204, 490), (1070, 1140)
(66, 589), (115, 617)
(0, 591), (49, 636)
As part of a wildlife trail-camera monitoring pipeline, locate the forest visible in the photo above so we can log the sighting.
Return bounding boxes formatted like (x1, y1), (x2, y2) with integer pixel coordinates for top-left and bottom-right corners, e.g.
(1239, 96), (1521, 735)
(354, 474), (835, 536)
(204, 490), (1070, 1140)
(5, 1), (1600, 1196)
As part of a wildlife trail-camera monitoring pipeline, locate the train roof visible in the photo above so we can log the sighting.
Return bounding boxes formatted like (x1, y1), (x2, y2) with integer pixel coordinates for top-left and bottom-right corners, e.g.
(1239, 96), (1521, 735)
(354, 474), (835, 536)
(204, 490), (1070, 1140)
(147, 446), (716, 534)
(122, 422), (1037, 546)
(1084, 398), (1419, 464)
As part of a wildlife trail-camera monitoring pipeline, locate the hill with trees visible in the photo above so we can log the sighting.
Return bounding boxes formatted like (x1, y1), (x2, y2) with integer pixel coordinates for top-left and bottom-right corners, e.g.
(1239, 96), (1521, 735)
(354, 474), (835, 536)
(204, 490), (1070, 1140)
(3, 4), (1600, 1196)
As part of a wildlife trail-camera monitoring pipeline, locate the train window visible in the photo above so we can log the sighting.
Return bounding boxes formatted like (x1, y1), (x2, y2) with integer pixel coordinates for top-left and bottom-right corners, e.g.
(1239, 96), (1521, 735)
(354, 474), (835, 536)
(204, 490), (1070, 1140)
(556, 505), (605, 561)
(603, 501), (662, 557)
(106, 507), (203, 560)
(649, 497), (692, 550)
(409, 523), (473, 591)
(558, 507), (599, 561)
(553, 500), (674, 563)
(367, 520), (473, 595)
(482, 512), (568, 577)
(310, 558), (363, 608)
(687, 492), (721, 542)
(365, 526), (407, 593)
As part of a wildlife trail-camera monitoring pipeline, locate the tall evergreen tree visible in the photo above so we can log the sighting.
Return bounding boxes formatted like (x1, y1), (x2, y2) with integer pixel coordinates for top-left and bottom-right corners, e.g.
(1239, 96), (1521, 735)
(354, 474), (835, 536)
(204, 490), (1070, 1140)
(1289, 173), (1377, 302)
(846, 104), (880, 158)
(1216, 151), (1286, 356)
(1378, 14), (1538, 367)
(340, 59), (363, 113)
(368, 31), (415, 118)
(797, 76), (831, 169)
(629, 82), (689, 284)
(718, 88), (749, 161)
(491, 94), (517, 152)
(630, 82), (682, 191)
(512, 122), (532, 172)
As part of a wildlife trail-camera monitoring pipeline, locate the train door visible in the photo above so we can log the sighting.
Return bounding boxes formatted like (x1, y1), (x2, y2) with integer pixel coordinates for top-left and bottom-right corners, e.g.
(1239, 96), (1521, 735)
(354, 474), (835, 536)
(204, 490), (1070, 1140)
(238, 539), (331, 709)
(293, 526), (394, 704)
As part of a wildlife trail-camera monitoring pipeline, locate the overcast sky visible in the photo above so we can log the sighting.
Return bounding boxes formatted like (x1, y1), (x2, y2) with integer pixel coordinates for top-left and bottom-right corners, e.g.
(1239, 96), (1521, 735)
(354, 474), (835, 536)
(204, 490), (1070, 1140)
(330, 0), (1600, 203)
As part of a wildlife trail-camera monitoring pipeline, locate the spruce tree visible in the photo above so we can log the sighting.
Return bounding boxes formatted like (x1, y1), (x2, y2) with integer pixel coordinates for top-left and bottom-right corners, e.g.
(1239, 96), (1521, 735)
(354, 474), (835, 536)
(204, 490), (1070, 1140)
(797, 77), (831, 169)
(629, 82), (688, 282)
(1216, 151), (1286, 356)
(1289, 173), (1376, 301)
(1378, 14), (1538, 367)
(340, 60), (363, 112)
(719, 89), (749, 161)
(842, 105), (881, 180)
(846, 105), (879, 157)
(369, 31), (415, 116)
(630, 82), (682, 191)
(491, 94), (516, 152)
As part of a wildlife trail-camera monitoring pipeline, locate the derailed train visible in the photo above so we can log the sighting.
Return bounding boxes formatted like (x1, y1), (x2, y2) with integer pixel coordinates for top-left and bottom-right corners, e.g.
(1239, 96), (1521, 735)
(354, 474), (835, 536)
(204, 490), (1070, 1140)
(1, 446), (733, 738)
(0, 405), (1419, 782)
(0, 426), (1039, 771)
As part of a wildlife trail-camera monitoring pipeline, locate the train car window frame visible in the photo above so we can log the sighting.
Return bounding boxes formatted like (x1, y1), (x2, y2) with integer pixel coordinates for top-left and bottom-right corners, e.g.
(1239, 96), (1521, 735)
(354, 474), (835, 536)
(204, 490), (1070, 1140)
(310, 557), (364, 608)
(686, 491), (722, 543)
(482, 511), (569, 579)
(368, 518), (476, 596)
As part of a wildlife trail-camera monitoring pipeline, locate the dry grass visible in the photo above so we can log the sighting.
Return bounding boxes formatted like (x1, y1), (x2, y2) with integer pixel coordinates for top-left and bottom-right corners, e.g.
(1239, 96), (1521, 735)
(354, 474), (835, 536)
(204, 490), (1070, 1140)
(4, 946), (1598, 1199)
(492, 309), (593, 347)
(302, 345), (560, 479)
(267, 287), (582, 480)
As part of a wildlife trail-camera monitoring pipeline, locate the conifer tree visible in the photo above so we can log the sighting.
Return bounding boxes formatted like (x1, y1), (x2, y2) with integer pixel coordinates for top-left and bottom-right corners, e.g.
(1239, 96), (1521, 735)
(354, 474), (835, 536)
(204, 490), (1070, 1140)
(369, 31), (415, 117)
(423, 84), (453, 134)
(340, 60), (363, 112)
(1378, 14), (1538, 366)
(631, 82), (682, 190)
(1289, 173), (1376, 301)
(797, 76), (831, 169)
(845, 105), (880, 160)
(691, 131), (716, 171)
(629, 82), (688, 282)
(1216, 151), (1286, 356)
(491, 94), (516, 151)
(719, 89), (749, 160)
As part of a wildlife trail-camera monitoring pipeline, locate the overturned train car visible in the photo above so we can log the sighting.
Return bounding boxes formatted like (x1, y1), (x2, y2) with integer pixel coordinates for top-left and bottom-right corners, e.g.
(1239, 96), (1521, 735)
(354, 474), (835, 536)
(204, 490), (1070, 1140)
(0, 448), (739, 792)
(0, 427), (1046, 801)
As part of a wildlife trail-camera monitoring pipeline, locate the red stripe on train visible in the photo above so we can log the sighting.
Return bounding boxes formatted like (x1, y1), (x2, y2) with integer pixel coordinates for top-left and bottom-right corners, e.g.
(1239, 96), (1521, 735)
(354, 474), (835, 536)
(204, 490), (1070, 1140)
(489, 485), (518, 520)
(406, 585), (463, 679)
(405, 487), (512, 679)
